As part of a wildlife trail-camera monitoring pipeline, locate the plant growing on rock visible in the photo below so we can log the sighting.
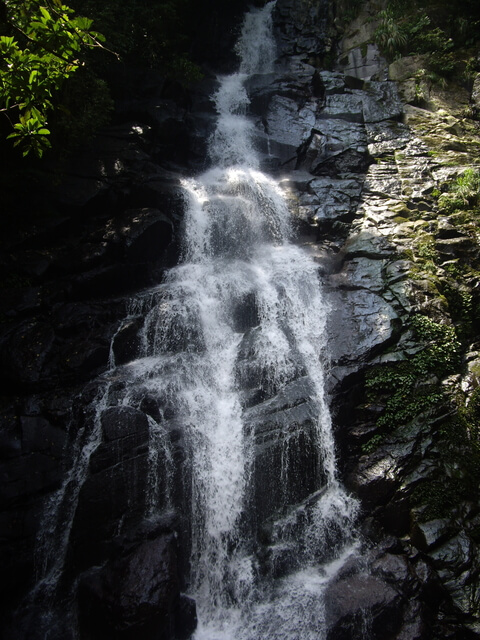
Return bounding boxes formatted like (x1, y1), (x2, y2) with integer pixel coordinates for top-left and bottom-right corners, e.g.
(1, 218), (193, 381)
(364, 315), (461, 444)
(373, 8), (407, 59)
(438, 169), (480, 214)
(374, 0), (480, 82)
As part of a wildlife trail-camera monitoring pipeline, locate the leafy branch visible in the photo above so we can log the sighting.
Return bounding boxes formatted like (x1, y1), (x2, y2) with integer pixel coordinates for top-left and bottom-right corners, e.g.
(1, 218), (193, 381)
(0, 0), (110, 156)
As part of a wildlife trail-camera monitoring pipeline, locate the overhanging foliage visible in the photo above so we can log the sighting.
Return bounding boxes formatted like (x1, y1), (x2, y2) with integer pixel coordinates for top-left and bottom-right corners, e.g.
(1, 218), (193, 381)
(0, 0), (109, 156)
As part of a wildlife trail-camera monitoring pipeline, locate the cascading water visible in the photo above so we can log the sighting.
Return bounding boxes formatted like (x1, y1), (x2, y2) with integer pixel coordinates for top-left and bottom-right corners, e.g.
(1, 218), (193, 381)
(16, 3), (359, 639)
(125, 2), (358, 637)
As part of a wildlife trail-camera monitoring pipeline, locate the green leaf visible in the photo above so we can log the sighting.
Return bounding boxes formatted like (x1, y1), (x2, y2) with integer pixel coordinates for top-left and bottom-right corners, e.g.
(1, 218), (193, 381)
(91, 31), (106, 43)
(39, 6), (52, 21)
(74, 17), (94, 31)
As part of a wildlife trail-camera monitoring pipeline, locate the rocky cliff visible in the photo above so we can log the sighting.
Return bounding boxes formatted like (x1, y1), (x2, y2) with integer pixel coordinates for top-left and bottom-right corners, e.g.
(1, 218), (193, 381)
(1, 0), (480, 638)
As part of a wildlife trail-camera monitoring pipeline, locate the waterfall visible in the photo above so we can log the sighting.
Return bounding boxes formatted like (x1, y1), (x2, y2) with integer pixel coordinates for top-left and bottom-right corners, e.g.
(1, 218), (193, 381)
(148, 2), (357, 637)
(17, 3), (358, 639)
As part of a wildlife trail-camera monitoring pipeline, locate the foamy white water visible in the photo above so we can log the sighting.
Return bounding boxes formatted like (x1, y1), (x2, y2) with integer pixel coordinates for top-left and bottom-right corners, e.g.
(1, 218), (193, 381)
(155, 2), (359, 637)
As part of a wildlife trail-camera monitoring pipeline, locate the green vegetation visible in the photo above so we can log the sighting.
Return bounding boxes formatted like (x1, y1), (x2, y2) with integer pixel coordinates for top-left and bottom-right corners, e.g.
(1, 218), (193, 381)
(373, 0), (480, 83)
(362, 156), (480, 526)
(363, 306), (480, 521)
(374, 8), (407, 59)
(411, 390), (480, 520)
(0, 0), (108, 157)
(364, 315), (460, 447)
(437, 168), (480, 214)
(0, 0), (206, 158)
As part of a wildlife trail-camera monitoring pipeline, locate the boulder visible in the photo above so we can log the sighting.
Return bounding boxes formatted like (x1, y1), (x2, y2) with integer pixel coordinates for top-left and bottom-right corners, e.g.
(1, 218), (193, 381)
(327, 289), (399, 365)
(325, 573), (403, 639)
(79, 533), (196, 640)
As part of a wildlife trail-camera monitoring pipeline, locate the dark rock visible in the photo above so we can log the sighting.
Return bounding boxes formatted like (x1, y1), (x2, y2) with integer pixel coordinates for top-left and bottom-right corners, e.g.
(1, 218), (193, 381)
(64, 406), (153, 569)
(370, 552), (413, 590)
(244, 377), (322, 521)
(297, 120), (368, 174)
(71, 263), (153, 299)
(0, 405), (21, 459)
(20, 416), (66, 456)
(346, 453), (398, 508)
(70, 450), (150, 570)
(0, 320), (55, 387)
(231, 292), (260, 333)
(436, 236), (477, 260)
(320, 92), (364, 122)
(394, 600), (427, 640)
(327, 289), (399, 365)
(101, 406), (150, 442)
(12, 250), (53, 279)
(52, 336), (111, 380)
(341, 45), (387, 82)
(430, 532), (474, 576)
(411, 518), (454, 552)
(78, 533), (195, 640)
(361, 81), (403, 123)
(48, 123), (158, 209)
(174, 594), (197, 640)
(325, 573), (403, 639)
(111, 317), (144, 366)
(274, 0), (330, 58)
(0, 452), (63, 507)
(378, 496), (412, 537)
(52, 301), (122, 338)
(0, 499), (45, 613)
(115, 208), (175, 264)
(366, 120), (411, 156)
(0, 286), (42, 319)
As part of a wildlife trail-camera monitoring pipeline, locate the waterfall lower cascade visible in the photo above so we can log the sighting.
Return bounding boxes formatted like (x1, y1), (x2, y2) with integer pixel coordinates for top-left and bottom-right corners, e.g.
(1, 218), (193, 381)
(128, 3), (358, 638)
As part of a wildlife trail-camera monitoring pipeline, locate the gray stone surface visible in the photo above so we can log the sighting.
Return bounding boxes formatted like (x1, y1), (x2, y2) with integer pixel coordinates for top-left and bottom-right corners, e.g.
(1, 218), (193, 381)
(341, 44), (387, 81)
(328, 256), (386, 292)
(327, 289), (398, 365)
(325, 573), (402, 639)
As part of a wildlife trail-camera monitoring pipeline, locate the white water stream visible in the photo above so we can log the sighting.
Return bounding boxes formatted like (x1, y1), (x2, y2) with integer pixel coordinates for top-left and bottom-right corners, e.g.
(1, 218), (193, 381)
(20, 3), (359, 639)
(148, 3), (358, 637)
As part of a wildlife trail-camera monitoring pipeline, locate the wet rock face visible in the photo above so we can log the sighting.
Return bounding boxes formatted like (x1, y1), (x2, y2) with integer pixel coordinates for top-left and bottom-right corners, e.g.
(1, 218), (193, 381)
(0, 199), (181, 627)
(325, 574), (403, 639)
(274, 0), (331, 59)
(79, 532), (197, 640)
(0, 94), (188, 638)
(247, 377), (321, 520)
(323, 2), (480, 638)
(254, 1), (480, 638)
